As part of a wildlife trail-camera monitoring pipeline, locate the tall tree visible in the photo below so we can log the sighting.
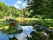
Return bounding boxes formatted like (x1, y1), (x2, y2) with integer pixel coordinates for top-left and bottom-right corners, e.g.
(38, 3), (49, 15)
(25, 0), (53, 18)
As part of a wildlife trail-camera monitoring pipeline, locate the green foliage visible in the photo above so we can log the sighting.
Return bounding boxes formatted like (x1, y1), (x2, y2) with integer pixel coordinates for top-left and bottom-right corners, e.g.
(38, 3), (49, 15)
(0, 2), (24, 18)
(25, 0), (53, 18)
(33, 20), (53, 28)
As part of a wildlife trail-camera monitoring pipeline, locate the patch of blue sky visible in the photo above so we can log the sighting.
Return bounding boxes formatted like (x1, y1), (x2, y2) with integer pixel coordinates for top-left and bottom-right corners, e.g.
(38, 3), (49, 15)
(0, 0), (27, 9)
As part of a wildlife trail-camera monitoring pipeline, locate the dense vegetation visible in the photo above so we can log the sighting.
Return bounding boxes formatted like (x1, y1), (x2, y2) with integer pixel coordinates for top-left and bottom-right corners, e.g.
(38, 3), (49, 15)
(0, 1), (53, 33)
(0, 2), (30, 18)
(25, 0), (53, 18)
(1, 0), (53, 18)
(0, 1), (53, 40)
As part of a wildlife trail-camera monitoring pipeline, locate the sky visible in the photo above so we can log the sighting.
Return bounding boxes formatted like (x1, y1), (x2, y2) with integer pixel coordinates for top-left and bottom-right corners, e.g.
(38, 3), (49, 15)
(0, 0), (27, 9)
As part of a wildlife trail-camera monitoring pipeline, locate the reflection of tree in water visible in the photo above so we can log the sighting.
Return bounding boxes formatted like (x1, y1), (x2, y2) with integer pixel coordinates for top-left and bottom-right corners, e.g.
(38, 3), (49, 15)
(26, 27), (53, 40)
(9, 35), (18, 40)
(4, 19), (23, 40)
(27, 31), (49, 40)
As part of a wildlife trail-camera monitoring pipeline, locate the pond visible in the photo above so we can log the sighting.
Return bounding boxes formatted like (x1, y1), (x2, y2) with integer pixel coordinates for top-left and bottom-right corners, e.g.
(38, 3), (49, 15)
(0, 19), (53, 40)
(0, 26), (34, 40)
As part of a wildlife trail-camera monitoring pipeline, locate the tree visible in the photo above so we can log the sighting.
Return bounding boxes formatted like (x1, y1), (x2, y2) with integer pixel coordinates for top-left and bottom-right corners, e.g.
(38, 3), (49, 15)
(0, 2), (23, 18)
(25, 0), (53, 18)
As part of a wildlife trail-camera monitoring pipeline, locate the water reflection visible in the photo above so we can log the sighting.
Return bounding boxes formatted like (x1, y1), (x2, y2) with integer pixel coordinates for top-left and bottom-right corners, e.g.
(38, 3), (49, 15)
(0, 26), (33, 40)
(9, 35), (18, 40)
(16, 33), (27, 40)
(0, 25), (53, 40)
(0, 31), (8, 40)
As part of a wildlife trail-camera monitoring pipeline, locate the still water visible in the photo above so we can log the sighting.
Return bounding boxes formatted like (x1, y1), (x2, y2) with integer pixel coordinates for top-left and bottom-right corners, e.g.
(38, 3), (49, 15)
(0, 26), (34, 40)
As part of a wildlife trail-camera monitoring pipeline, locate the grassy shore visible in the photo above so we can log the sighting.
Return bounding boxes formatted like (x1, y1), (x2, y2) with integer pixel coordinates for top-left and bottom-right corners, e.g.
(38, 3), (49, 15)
(0, 18), (53, 30)
(0, 18), (53, 21)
